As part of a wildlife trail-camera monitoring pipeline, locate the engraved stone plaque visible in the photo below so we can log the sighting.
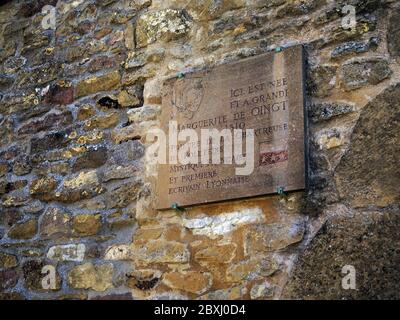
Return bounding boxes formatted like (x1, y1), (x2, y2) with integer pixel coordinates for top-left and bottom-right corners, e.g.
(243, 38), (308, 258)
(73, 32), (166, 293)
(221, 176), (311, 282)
(156, 45), (307, 209)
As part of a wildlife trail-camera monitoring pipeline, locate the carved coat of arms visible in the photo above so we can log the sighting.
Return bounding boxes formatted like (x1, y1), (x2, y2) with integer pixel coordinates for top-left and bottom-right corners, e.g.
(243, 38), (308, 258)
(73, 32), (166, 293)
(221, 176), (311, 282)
(172, 78), (204, 120)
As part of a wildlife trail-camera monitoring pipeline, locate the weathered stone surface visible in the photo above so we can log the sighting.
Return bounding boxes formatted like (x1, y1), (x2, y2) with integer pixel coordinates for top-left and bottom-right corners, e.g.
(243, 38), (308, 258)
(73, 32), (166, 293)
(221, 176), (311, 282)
(105, 179), (143, 209)
(22, 200), (45, 214)
(209, 15), (250, 37)
(326, 13), (377, 45)
(99, 164), (140, 182)
(194, 244), (237, 264)
(47, 146), (88, 162)
(17, 100), (51, 123)
(133, 227), (164, 243)
(17, 110), (72, 135)
(2, 193), (30, 208)
(63, 44), (96, 64)
(331, 38), (379, 59)
(126, 269), (161, 290)
(73, 147), (107, 172)
(0, 37), (17, 63)
(77, 104), (96, 121)
(283, 210), (400, 299)
(0, 117), (13, 146)
(198, 285), (247, 300)
(31, 131), (70, 154)
(244, 217), (305, 255)
(3, 56), (26, 73)
(0, 162), (9, 177)
(341, 58), (391, 91)
(39, 207), (71, 238)
(127, 105), (161, 123)
(84, 112), (119, 130)
(109, 140), (145, 164)
(0, 270), (19, 290)
(335, 83), (400, 207)
(0, 92), (38, 116)
(88, 55), (117, 73)
(107, 212), (136, 230)
(121, 65), (157, 86)
(43, 82), (74, 105)
(132, 240), (190, 265)
(76, 71), (121, 98)
(29, 176), (57, 199)
(0, 292), (25, 300)
(277, 0), (325, 17)
(91, 292), (133, 300)
(4, 180), (28, 193)
(116, 90), (141, 108)
(104, 244), (132, 260)
(22, 260), (61, 291)
(226, 256), (279, 282)
(335, 0), (384, 14)
(68, 263), (113, 292)
(154, 0), (245, 21)
(315, 127), (349, 150)
(163, 271), (212, 294)
(0, 208), (18, 227)
(33, 160), (69, 176)
(183, 208), (265, 238)
(12, 155), (31, 176)
(16, 63), (59, 88)
(5, 179), (28, 194)
(47, 244), (86, 262)
(72, 214), (102, 237)
(8, 219), (37, 239)
(55, 293), (88, 300)
(309, 65), (337, 97)
(0, 75), (14, 91)
(0, 178), (9, 195)
(136, 9), (191, 48)
(250, 282), (275, 299)
(17, 0), (58, 18)
(388, 10), (400, 59)
(57, 170), (104, 203)
(0, 252), (18, 269)
(76, 131), (104, 146)
(125, 50), (165, 69)
(309, 102), (355, 123)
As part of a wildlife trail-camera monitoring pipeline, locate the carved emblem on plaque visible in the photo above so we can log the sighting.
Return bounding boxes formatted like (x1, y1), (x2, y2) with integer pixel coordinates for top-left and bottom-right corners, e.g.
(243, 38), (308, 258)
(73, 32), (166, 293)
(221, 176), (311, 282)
(172, 78), (204, 120)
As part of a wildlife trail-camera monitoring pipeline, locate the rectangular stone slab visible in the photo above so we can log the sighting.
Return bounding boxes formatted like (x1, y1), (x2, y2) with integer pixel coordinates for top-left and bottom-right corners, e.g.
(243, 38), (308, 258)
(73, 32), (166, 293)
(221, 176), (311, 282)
(156, 45), (307, 209)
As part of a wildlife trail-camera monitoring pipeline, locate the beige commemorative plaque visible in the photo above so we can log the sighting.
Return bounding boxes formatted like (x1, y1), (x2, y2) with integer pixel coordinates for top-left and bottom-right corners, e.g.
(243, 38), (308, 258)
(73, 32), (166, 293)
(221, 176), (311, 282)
(156, 45), (307, 209)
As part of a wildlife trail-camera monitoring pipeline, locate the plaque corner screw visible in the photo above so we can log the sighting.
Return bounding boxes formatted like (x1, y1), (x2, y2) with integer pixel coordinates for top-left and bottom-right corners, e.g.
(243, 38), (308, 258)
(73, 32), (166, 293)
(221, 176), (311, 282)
(277, 187), (287, 198)
(171, 203), (185, 212)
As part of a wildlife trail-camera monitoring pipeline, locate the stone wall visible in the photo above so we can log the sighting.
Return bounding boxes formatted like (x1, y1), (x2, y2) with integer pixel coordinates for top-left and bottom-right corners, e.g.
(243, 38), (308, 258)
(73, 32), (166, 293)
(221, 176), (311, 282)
(0, 0), (399, 300)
